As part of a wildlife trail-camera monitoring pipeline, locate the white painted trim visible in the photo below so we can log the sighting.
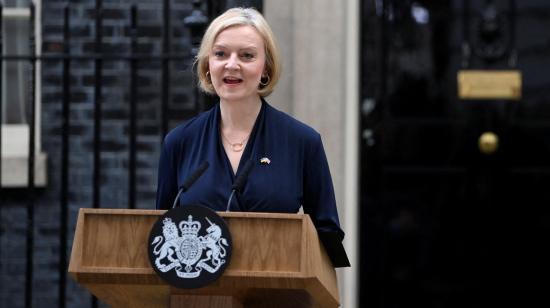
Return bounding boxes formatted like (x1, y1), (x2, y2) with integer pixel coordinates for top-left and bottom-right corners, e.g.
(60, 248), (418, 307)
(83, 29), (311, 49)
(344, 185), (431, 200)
(340, 0), (360, 307)
(1, 124), (29, 156)
(34, 0), (43, 152)
(1, 0), (46, 188)
(1, 153), (47, 187)
(2, 8), (31, 18)
(1, 1), (42, 150)
(1, 124), (47, 187)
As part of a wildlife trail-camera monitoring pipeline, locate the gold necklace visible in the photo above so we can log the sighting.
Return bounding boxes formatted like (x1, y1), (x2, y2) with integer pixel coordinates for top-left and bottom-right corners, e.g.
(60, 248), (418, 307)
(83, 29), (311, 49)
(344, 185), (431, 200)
(221, 130), (249, 152)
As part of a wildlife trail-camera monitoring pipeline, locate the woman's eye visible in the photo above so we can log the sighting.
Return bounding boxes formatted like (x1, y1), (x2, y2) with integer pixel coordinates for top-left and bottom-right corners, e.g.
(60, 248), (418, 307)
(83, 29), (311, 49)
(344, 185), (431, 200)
(214, 51), (225, 57)
(241, 53), (254, 60)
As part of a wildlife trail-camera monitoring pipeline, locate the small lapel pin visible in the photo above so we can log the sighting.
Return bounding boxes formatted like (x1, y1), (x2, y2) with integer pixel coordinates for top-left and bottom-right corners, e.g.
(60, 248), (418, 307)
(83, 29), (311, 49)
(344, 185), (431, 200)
(260, 157), (271, 165)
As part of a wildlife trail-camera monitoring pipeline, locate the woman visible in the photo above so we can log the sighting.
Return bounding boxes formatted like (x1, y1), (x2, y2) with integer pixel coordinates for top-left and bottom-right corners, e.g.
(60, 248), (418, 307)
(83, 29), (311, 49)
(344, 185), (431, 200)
(156, 7), (344, 239)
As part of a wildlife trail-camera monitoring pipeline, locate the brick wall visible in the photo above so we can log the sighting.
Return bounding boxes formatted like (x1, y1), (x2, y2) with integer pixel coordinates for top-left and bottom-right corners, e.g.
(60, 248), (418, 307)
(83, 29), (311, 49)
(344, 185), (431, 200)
(0, 0), (261, 307)
(2, 0), (196, 307)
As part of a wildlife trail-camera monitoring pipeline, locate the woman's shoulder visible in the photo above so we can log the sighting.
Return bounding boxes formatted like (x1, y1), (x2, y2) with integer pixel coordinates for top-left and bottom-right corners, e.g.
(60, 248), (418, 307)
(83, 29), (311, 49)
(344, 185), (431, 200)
(265, 103), (322, 142)
(163, 107), (215, 147)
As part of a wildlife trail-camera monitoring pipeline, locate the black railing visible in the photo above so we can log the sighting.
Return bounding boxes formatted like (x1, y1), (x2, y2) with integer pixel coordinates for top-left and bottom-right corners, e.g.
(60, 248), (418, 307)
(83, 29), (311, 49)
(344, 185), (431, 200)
(59, 6), (71, 307)
(1, 1), (264, 306)
(129, 5), (138, 211)
(0, 3), (3, 213)
(162, 0), (171, 138)
(0, 1), (237, 307)
(26, 5), (37, 308)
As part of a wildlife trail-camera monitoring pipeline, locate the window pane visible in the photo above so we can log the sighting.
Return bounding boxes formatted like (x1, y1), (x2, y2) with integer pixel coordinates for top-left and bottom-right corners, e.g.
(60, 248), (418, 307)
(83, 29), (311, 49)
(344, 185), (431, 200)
(2, 17), (30, 124)
(4, 0), (30, 8)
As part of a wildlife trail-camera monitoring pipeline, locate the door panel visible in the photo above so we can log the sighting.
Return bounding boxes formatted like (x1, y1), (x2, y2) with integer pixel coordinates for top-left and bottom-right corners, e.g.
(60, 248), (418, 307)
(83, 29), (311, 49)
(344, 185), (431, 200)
(360, 1), (550, 307)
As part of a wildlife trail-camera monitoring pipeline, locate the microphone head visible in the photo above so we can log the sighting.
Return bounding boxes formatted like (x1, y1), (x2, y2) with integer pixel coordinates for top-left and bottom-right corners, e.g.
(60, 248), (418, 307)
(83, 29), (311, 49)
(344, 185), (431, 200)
(197, 161), (210, 172)
(231, 159), (254, 192)
(181, 161), (210, 191)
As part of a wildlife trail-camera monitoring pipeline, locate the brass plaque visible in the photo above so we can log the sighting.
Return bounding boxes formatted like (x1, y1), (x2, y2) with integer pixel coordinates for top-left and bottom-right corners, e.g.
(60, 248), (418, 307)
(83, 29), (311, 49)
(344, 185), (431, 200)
(458, 70), (522, 100)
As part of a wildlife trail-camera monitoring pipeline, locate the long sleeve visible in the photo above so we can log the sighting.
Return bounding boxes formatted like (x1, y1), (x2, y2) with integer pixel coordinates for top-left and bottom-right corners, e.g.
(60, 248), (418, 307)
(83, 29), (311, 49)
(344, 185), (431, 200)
(156, 139), (178, 210)
(302, 133), (345, 240)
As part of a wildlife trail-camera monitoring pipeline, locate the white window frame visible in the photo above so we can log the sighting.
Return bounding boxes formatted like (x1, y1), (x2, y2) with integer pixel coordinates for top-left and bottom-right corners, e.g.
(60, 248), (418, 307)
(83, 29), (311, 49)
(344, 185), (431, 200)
(1, 0), (46, 188)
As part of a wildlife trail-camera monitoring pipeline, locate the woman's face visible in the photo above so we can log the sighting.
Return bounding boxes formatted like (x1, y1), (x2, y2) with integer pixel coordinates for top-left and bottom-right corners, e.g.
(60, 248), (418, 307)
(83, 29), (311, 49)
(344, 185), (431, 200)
(208, 25), (266, 104)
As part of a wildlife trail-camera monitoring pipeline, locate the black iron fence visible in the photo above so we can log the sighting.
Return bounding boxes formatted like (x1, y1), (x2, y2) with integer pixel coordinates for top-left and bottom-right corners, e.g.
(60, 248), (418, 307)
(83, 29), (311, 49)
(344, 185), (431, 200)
(0, 1), (262, 307)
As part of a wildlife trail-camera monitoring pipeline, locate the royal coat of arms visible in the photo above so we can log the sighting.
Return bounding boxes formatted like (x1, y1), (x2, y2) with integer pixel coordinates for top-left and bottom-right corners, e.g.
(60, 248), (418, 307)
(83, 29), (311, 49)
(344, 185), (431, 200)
(148, 205), (232, 288)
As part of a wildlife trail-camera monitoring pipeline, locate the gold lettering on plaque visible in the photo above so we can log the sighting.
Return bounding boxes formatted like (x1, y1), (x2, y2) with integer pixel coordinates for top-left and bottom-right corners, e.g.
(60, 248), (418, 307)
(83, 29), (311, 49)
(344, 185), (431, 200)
(458, 70), (522, 100)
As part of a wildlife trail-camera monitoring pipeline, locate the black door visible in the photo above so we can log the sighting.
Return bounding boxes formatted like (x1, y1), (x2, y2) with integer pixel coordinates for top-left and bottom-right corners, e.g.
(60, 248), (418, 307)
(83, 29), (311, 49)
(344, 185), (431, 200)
(359, 1), (550, 307)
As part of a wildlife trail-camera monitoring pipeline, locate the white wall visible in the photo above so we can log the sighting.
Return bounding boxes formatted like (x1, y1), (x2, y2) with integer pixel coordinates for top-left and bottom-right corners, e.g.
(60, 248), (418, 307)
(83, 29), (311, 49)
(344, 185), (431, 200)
(265, 1), (359, 307)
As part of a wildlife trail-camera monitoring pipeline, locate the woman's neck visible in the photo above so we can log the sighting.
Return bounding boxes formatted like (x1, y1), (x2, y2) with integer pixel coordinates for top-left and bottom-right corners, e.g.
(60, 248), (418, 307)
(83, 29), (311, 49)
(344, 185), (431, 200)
(219, 96), (262, 131)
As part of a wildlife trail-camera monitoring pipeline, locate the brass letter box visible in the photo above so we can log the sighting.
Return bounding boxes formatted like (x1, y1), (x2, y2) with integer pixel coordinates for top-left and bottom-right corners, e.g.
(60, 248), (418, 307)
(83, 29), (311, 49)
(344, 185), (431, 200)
(458, 70), (522, 100)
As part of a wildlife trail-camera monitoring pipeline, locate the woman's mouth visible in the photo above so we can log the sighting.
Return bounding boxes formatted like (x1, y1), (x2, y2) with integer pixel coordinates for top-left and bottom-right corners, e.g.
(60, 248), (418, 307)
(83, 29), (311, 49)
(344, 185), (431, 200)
(223, 77), (243, 84)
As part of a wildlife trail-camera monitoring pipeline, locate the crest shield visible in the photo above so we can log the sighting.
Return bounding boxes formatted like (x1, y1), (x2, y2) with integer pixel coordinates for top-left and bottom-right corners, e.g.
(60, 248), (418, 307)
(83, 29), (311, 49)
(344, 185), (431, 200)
(148, 205), (232, 289)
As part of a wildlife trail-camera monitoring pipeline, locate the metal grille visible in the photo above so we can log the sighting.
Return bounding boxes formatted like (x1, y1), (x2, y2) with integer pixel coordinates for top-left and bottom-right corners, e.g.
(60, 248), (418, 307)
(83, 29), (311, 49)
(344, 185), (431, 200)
(0, 1), (262, 307)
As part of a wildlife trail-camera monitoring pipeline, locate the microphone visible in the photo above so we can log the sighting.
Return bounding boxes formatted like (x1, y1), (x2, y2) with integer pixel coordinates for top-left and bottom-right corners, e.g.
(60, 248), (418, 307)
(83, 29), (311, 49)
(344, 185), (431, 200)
(226, 159), (254, 211)
(171, 161), (210, 208)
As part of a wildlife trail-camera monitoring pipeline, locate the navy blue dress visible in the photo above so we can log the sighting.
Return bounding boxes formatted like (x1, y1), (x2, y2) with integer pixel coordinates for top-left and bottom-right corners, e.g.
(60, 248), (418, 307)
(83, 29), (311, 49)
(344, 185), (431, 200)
(156, 99), (344, 239)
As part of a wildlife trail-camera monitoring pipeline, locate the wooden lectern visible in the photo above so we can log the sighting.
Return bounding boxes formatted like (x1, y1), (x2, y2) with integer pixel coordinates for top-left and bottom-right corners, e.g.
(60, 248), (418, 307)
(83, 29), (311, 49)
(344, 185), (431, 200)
(68, 208), (340, 307)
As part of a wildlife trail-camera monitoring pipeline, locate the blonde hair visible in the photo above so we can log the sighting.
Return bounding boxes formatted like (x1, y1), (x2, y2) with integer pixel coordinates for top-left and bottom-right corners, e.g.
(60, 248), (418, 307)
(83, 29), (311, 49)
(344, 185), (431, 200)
(195, 7), (281, 97)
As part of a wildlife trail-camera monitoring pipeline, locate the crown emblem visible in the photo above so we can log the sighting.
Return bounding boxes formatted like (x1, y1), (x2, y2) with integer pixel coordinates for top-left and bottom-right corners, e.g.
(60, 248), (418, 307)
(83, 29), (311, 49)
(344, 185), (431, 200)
(180, 215), (201, 237)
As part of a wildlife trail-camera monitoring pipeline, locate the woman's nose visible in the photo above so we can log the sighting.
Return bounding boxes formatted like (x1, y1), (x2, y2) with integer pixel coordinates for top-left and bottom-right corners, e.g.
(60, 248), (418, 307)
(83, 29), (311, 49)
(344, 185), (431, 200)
(225, 54), (240, 70)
